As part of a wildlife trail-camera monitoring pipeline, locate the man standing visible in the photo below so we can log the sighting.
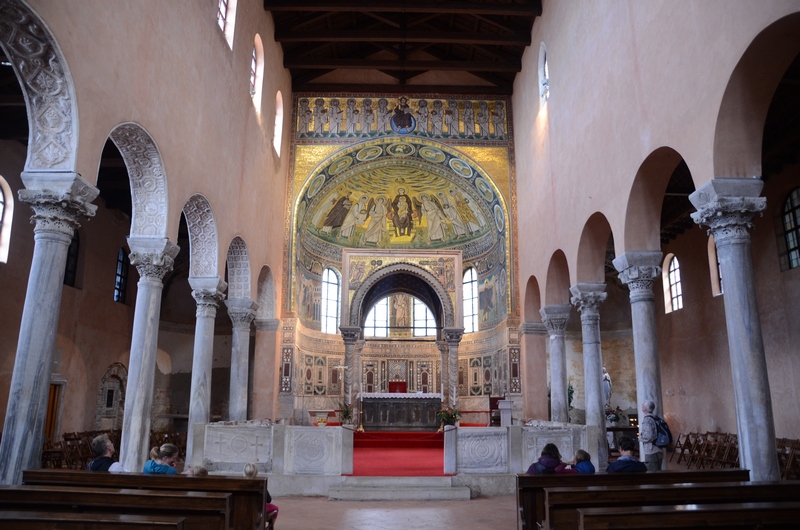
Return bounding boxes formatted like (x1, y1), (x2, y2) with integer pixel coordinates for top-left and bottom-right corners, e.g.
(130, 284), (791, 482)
(640, 400), (663, 471)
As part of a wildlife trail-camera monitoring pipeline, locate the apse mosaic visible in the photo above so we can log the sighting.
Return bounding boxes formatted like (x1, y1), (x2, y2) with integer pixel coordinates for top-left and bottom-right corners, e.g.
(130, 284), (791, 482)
(295, 96), (508, 142)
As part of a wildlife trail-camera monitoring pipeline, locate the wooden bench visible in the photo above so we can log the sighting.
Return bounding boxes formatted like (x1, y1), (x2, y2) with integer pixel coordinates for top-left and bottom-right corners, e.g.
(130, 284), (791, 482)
(516, 468), (750, 530)
(22, 468), (268, 530)
(542, 480), (800, 529)
(0, 484), (230, 530)
(578, 501), (800, 529)
(0, 511), (186, 529)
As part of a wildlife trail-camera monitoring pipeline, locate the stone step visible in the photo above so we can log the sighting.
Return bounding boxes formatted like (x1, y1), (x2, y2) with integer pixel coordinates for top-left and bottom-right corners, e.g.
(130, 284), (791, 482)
(340, 476), (454, 487)
(328, 485), (471, 501)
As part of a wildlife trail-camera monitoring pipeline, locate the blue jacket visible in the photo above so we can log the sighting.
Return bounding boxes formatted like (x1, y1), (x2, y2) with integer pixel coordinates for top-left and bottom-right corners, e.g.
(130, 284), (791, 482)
(606, 456), (647, 473)
(142, 460), (178, 474)
(575, 460), (596, 473)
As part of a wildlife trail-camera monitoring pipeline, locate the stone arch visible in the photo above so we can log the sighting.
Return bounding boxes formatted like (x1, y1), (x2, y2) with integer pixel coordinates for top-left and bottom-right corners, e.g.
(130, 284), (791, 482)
(713, 13), (800, 179)
(256, 265), (275, 320)
(94, 362), (128, 431)
(544, 250), (570, 305)
(523, 275), (542, 322)
(0, 0), (78, 172)
(181, 194), (220, 277)
(623, 147), (686, 251)
(349, 262), (455, 330)
(108, 123), (169, 237)
(576, 212), (613, 283)
(226, 236), (251, 299)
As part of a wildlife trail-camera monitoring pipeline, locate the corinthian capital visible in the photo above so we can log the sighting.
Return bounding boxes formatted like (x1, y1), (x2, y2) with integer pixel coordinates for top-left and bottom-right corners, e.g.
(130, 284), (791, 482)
(689, 178), (766, 245)
(570, 282), (607, 315)
(225, 298), (258, 330)
(613, 250), (662, 297)
(340, 326), (361, 345)
(539, 304), (571, 336)
(189, 276), (227, 318)
(442, 327), (464, 345)
(129, 239), (180, 282)
(18, 173), (99, 238)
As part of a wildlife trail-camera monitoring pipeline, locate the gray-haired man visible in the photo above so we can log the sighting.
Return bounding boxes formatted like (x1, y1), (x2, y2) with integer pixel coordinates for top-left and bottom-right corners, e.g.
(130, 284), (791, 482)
(640, 401), (663, 471)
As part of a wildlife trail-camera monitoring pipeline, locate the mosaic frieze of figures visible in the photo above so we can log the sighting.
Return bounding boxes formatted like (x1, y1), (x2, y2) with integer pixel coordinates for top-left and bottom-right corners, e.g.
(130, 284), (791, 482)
(295, 96), (510, 142)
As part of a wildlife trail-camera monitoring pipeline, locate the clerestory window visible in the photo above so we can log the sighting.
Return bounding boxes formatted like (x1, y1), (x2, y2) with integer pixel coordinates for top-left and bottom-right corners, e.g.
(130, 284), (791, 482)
(320, 268), (341, 334)
(463, 268), (479, 333)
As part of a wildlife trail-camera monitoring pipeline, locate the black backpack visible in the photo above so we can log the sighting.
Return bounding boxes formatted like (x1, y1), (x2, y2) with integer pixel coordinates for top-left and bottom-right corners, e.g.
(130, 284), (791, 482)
(653, 415), (673, 448)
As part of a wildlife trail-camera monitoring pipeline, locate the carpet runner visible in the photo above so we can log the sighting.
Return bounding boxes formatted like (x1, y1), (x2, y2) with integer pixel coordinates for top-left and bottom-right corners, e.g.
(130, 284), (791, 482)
(351, 431), (447, 476)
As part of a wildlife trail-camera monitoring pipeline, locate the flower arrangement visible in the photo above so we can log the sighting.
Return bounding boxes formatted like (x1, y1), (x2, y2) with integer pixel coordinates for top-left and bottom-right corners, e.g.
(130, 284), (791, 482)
(339, 402), (353, 423)
(605, 405), (623, 423)
(436, 406), (462, 426)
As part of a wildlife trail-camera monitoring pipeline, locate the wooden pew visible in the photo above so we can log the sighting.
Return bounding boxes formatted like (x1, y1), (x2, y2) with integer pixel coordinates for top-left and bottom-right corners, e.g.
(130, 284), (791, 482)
(0, 485), (230, 530)
(543, 480), (800, 529)
(578, 501), (800, 529)
(0, 511), (186, 529)
(516, 468), (750, 530)
(22, 468), (268, 530)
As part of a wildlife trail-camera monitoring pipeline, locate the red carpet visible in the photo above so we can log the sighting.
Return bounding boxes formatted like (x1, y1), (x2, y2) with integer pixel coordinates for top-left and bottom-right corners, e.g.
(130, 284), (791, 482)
(351, 431), (447, 476)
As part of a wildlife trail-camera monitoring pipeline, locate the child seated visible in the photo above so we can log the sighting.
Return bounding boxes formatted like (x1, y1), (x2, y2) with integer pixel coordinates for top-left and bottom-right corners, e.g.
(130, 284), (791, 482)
(571, 449), (595, 473)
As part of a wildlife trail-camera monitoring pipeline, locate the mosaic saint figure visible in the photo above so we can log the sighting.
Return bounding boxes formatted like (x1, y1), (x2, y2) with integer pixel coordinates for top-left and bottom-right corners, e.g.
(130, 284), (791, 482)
(445, 100), (459, 136)
(480, 277), (495, 322)
(492, 101), (505, 139)
(394, 296), (409, 328)
(360, 99), (374, 136)
(376, 99), (391, 133)
(345, 98), (359, 136)
(430, 100), (444, 137)
(462, 101), (475, 138)
(438, 191), (467, 238)
(329, 99), (343, 135)
(364, 196), (388, 245)
(392, 96), (414, 130)
(477, 101), (490, 139)
(420, 193), (447, 242)
(320, 192), (352, 235)
(391, 188), (415, 236)
(298, 98), (312, 136)
(340, 195), (369, 239)
(416, 100), (429, 134)
(450, 189), (480, 234)
(313, 98), (328, 136)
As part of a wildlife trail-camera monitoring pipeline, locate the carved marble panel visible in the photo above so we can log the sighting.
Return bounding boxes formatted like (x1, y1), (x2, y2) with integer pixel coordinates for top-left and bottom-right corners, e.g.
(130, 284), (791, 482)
(285, 427), (342, 474)
(456, 428), (508, 474)
(203, 422), (273, 472)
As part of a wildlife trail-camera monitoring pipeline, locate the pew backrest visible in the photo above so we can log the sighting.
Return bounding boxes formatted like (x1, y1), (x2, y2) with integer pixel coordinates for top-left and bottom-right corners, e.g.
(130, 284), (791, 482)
(0, 510), (186, 529)
(516, 468), (750, 530)
(22, 469), (267, 530)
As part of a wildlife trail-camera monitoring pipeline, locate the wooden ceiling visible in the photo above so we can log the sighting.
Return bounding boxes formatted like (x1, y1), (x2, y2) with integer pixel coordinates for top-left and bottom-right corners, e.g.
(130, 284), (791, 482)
(263, 0), (542, 95)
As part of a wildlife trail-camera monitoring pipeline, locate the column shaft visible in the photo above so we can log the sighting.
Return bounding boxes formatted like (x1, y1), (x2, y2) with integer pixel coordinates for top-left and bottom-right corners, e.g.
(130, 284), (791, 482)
(226, 299), (258, 422)
(540, 305), (571, 423)
(252, 319), (280, 421)
(443, 328), (464, 409)
(340, 327), (361, 406)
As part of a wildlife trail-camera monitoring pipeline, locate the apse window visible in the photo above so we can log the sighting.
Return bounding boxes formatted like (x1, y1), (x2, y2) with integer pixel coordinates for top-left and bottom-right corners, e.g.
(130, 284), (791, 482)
(0, 175), (12, 263)
(113, 248), (129, 304)
(273, 91), (284, 154)
(662, 255), (683, 313)
(413, 298), (436, 337)
(364, 297), (389, 338)
(463, 268), (479, 333)
(320, 268), (341, 334)
(783, 187), (800, 269)
(538, 42), (550, 104)
(217, 0), (237, 49)
(250, 35), (264, 113)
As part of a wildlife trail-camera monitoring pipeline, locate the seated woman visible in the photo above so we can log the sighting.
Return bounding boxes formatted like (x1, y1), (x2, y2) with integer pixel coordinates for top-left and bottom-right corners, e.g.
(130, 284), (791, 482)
(142, 443), (180, 474)
(526, 443), (577, 474)
(244, 463), (278, 530)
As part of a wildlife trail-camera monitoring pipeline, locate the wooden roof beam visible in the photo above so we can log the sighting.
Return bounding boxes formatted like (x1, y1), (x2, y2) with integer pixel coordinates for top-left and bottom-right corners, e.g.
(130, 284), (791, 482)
(275, 30), (531, 46)
(284, 58), (521, 72)
(264, 0), (542, 17)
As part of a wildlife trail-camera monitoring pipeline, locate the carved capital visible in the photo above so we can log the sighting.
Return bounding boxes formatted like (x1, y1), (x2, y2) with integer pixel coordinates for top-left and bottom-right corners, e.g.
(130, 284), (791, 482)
(689, 179), (766, 246)
(129, 242), (180, 282)
(225, 298), (258, 330)
(442, 327), (464, 345)
(192, 289), (224, 318)
(539, 304), (571, 336)
(570, 283), (607, 315)
(339, 326), (361, 345)
(19, 184), (97, 239)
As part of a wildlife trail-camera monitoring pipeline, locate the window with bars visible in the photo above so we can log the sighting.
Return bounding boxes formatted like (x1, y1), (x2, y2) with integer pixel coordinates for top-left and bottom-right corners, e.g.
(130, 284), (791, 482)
(463, 268), (479, 333)
(320, 268), (341, 334)
(114, 248), (129, 303)
(668, 256), (683, 311)
(784, 188), (800, 270)
(216, 0), (228, 31)
(364, 297), (389, 338)
(412, 298), (436, 337)
(249, 46), (257, 97)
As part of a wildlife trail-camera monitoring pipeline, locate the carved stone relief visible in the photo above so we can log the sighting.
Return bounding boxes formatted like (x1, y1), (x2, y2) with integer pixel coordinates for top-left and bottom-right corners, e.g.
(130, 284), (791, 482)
(182, 194), (219, 277)
(226, 236), (251, 299)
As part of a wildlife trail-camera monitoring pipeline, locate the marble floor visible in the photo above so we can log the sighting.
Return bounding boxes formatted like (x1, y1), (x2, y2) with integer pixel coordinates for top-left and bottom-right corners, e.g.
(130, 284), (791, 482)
(274, 494), (517, 530)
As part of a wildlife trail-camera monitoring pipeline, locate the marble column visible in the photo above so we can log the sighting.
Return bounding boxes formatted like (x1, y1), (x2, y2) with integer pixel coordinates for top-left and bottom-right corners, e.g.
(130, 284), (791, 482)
(613, 251), (665, 466)
(225, 298), (258, 421)
(570, 282), (608, 469)
(518, 322), (549, 420)
(185, 277), (226, 467)
(118, 237), (180, 474)
(252, 318), (280, 421)
(437, 341), (450, 406)
(0, 173), (98, 485)
(443, 328), (464, 408)
(690, 178), (779, 482)
(540, 304), (572, 423)
(340, 326), (361, 405)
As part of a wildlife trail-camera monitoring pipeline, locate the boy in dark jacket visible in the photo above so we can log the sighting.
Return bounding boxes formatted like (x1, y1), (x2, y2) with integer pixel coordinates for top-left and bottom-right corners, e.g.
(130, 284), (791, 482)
(606, 436), (647, 472)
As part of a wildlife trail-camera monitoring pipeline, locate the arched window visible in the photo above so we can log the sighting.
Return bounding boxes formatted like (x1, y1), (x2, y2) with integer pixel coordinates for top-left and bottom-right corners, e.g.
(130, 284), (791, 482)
(463, 268), (479, 332)
(273, 91), (284, 154)
(0, 175), (12, 263)
(250, 35), (265, 113)
(64, 233), (80, 288)
(662, 255), (683, 313)
(538, 42), (550, 104)
(320, 268), (341, 334)
(708, 236), (723, 296)
(364, 297), (389, 338)
(216, 0), (237, 49)
(783, 188), (800, 270)
(412, 298), (436, 337)
(114, 248), (130, 303)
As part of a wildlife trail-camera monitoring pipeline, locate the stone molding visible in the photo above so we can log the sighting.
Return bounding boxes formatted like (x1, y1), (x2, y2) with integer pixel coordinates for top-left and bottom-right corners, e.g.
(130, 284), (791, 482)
(0, 0), (77, 171)
(109, 123), (169, 237)
(255, 318), (281, 332)
(518, 321), (547, 336)
(225, 298), (258, 330)
(539, 304), (571, 336)
(569, 283), (607, 316)
(689, 178), (766, 245)
(183, 194), (219, 277)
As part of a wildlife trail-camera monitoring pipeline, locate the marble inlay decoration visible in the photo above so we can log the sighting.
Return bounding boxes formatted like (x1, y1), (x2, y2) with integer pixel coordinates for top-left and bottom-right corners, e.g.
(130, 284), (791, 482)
(182, 194), (219, 277)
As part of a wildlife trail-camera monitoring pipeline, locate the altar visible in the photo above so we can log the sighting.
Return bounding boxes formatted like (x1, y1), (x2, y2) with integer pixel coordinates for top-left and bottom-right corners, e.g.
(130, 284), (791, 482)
(358, 392), (442, 431)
